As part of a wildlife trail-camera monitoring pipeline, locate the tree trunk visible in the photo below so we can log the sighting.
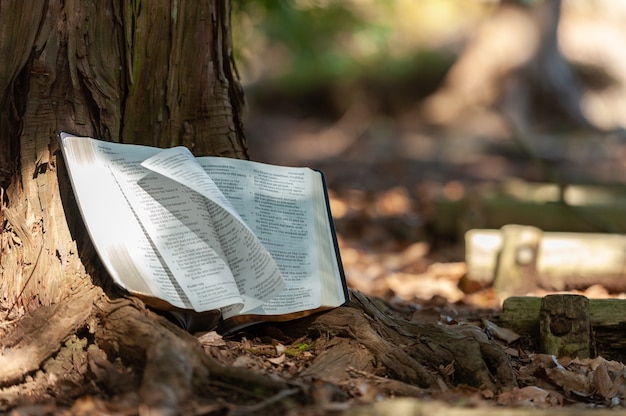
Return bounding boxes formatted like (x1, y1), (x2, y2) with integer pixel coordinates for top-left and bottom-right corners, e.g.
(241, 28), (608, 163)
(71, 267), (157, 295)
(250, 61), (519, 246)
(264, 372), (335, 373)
(0, 1), (517, 413)
(422, 0), (593, 134)
(0, 0), (248, 313)
(0, 0), (253, 411)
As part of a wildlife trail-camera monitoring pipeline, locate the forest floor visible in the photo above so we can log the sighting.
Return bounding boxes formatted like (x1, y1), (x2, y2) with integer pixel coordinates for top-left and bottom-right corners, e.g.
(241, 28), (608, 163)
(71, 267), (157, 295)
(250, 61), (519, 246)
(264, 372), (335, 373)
(214, 106), (626, 414)
(7, 107), (626, 415)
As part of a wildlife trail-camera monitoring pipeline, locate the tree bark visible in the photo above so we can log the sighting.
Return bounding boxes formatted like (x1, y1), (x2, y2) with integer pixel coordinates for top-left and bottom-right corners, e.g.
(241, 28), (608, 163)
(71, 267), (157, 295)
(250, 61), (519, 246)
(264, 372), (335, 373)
(0, 0), (252, 412)
(0, 0), (248, 314)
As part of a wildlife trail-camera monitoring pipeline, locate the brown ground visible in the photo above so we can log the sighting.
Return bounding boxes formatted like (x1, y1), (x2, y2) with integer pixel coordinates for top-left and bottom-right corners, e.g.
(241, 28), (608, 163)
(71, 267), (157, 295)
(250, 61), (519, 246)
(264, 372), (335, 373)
(3, 109), (626, 415)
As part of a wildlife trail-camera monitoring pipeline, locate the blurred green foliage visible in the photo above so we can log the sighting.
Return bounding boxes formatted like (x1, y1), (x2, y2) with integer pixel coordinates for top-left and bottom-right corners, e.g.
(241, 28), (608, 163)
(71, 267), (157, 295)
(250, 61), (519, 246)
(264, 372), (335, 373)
(232, 0), (490, 114)
(246, 1), (383, 81)
(233, 1), (391, 87)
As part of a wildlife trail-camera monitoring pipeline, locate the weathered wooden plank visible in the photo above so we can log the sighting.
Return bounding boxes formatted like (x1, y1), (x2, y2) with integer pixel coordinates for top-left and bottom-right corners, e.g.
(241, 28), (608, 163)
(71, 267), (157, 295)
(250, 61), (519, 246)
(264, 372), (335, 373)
(465, 228), (626, 292)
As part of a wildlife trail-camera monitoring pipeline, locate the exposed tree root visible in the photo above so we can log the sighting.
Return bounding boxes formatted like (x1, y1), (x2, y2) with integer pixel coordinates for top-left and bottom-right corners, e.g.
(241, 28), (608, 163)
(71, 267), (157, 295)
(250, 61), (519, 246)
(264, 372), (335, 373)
(0, 281), (99, 387)
(302, 291), (517, 392)
(1, 286), (519, 413)
(0, 283), (292, 413)
(93, 296), (289, 413)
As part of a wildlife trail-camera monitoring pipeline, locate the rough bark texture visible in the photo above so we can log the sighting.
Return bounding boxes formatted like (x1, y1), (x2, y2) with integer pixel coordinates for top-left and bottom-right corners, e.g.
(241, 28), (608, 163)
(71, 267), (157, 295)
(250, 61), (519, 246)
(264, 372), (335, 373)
(0, 0), (250, 411)
(0, 0), (247, 314)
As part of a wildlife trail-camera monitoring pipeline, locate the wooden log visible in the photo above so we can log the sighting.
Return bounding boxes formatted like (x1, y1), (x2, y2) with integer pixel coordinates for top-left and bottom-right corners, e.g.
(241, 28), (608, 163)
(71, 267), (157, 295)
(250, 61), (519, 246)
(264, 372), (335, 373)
(499, 297), (542, 335)
(436, 197), (626, 238)
(500, 296), (626, 360)
(434, 180), (626, 239)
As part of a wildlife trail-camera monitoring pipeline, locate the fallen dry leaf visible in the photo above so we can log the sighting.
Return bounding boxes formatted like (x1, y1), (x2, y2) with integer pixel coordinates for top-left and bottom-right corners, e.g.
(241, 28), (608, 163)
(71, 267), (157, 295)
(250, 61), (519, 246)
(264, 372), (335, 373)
(592, 360), (617, 399)
(545, 364), (590, 397)
(196, 331), (226, 347)
(497, 386), (563, 407)
(268, 354), (286, 365)
(482, 319), (520, 344)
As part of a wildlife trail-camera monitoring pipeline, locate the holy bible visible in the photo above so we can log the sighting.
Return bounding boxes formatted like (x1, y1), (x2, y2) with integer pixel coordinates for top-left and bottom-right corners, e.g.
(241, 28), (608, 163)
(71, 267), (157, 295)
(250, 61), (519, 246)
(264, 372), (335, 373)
(58, 132), (348, 330)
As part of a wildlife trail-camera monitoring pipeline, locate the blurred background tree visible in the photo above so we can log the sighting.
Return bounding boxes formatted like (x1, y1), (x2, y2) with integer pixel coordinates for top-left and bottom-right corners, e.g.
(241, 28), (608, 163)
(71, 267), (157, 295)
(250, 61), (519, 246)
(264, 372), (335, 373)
(233, 0), (626, 131)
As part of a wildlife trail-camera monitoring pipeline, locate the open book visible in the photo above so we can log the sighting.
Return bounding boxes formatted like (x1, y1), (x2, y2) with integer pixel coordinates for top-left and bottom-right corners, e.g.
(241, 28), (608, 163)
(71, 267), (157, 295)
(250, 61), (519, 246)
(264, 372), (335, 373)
(58, 132), (348, 330)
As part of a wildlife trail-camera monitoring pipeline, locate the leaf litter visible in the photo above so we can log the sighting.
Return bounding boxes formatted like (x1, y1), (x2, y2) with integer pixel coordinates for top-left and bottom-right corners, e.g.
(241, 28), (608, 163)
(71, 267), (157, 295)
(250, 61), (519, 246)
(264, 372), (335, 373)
(195, 185), (626, 411)
(205, 109), (626, 413)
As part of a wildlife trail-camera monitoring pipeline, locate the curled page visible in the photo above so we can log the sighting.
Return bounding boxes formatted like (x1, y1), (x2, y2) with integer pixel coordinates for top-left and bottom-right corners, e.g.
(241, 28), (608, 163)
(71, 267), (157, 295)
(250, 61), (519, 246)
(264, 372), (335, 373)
(140, 147), (286, 314)
(141, 147), (248, 229)
(111, 166), (246, 313)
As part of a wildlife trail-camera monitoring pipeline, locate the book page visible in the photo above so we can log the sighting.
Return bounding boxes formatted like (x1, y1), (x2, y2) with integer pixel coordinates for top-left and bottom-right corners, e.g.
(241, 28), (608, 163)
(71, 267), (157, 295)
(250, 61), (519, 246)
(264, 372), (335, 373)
(109, 167), (246, 313)
(139, 147), (286, 314)
(196, 157), (343, 316)
(59, 135), (193, 309)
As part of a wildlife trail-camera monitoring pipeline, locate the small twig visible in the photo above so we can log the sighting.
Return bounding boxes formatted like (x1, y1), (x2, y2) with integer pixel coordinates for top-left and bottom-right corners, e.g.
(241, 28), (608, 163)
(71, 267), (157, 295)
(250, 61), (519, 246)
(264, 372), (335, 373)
(1, 186), (45, 321)
(4, 241), (44, 320)
(207, 379), (267, 399)
(226, 388), (300, 416)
